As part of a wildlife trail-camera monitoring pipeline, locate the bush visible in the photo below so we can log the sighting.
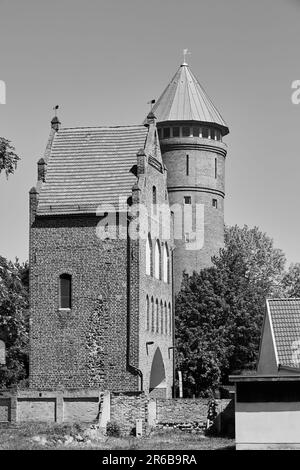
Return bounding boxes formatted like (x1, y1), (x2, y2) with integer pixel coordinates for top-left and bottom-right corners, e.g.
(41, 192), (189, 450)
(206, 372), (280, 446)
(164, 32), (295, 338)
(106, 421), (121, 437)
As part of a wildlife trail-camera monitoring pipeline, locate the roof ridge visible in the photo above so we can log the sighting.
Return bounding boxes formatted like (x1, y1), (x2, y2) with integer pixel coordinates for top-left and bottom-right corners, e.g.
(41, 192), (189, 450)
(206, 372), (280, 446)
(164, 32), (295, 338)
(59, 125), (147, 131)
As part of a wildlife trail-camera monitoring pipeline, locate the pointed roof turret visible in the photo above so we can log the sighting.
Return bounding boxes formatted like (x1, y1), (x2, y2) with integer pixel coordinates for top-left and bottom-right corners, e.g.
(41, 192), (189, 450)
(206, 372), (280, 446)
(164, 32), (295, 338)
(148, 63), (229, 135)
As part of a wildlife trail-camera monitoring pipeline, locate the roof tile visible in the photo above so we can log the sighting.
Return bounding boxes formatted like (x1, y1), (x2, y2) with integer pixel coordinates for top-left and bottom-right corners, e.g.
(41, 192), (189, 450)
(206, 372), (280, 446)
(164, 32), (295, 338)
(37, 125), (148, 215)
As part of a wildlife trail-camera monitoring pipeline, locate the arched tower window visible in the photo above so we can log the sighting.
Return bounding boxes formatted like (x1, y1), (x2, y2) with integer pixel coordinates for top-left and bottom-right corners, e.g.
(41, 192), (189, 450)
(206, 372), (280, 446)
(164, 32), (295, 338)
(156, 299), (159, 333)
(146, 234), (152, 276)
(152, 186), (157, 215)
(154, 240), (161, 280)
(163, 243), (170, 283)
(59, 273), (72, 309)
(160, 301), (164, 334)
(146, 296), (149, 330)
(164, 302), (168, 335)
(151, 297), (154, 333)
(168, 303), (172, 336)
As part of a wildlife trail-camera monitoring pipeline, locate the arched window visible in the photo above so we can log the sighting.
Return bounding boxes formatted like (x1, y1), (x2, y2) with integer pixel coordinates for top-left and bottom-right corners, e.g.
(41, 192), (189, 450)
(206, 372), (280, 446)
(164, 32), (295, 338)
(59, 274), (72, 309)
(163, 243), (170, 283)
(160, 301), (164, 334)
(168, 303), (172, 336)
(146, 296), (149, 330)
(151, 297), (154, 333)
(146, 234), (152, 276)
(152, 186), (157, 215)
(154, 240), (161, 280)
(156, 299), (159, 333)
(164, 302), (168, 335)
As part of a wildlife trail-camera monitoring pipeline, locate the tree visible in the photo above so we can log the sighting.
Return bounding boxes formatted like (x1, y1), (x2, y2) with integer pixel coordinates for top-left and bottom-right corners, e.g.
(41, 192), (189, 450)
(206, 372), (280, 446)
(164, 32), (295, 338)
(281, 263), (300, 298)
(0, 138), (20, 177)
(175, 224), (287, 397)
(0, 256), (29, 388)
(175, 268), (233, 397)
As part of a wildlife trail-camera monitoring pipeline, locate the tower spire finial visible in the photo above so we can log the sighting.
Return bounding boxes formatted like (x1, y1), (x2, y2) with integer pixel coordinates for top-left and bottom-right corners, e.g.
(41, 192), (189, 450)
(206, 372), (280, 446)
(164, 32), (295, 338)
(53, 104), (59, 117)
(182, 48), (191, 66)
(51, 105), (61, 131)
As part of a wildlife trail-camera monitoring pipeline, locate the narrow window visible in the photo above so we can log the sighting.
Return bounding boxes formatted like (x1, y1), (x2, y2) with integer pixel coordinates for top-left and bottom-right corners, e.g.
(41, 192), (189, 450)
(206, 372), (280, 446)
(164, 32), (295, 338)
(168, 303), (172, 336)
(211, 128), (215, 140)
(163, 243), (170, 283)
(156, 299), (159, 333)
(184, 196), (191, 205)
(172, 127), (180, 137)
(146, 296), (150, 330)
(152, 186), (157, 215)
(146, 234), (152, 276)
(215, 158), (217, 179)
(212, 198), (218, 208)
(59, 273), (72, 309)
(165, 302), (168, 335)
(192, 127), (200, 137)
(202, 127), (209, 139)
(151, 297), (154, 332)
(160, 301), (164, 334)
(154, 240), (161, 280)
(163, 128), (170, 139)
(186, 154), (189, 176)
(182, 127), (190, 137)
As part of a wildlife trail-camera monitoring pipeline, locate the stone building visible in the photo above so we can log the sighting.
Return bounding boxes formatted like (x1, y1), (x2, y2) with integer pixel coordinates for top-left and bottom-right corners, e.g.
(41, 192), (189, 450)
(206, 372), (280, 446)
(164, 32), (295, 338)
(29, 60), (229, 396)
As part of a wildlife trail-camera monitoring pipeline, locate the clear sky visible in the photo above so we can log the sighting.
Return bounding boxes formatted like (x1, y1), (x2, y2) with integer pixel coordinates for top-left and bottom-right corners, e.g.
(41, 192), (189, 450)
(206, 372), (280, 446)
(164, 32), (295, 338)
(0, 0), (299, 266)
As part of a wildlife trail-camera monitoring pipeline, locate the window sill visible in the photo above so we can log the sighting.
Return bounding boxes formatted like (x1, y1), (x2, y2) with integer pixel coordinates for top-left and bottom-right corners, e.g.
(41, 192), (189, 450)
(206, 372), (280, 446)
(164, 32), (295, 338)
(58, 308), (71, 312)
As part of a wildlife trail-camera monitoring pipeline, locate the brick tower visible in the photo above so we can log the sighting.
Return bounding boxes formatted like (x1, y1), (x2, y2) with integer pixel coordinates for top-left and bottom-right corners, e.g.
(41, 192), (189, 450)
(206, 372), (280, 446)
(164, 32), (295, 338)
(150, 60), (229, 292)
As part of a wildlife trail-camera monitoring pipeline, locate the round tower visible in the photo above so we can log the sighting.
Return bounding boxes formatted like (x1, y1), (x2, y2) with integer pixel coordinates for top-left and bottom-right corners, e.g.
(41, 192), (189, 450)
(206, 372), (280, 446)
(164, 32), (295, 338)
(150, 61), (229, 292)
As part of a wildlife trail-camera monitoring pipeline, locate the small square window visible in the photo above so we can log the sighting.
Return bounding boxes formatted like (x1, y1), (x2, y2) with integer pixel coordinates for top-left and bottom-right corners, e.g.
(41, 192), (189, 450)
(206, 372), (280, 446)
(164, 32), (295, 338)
(172, 127), (180, 137)
(163, 128), (170, 139)
(212, 199), (218, 208)
(184, 196), (191, 204)
(182, 127), (190, 137)
(192, 127), (200, 137)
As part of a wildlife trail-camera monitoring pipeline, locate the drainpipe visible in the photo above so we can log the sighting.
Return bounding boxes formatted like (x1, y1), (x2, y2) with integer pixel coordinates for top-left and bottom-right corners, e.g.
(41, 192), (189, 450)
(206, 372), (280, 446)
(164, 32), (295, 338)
(172, 246), (176, 398)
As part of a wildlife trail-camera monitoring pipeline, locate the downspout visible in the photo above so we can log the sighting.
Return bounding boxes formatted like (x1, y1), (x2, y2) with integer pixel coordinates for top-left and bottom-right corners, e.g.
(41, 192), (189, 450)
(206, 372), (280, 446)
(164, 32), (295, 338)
(126, 213), (143, 391)
(172, 246), (176, 398)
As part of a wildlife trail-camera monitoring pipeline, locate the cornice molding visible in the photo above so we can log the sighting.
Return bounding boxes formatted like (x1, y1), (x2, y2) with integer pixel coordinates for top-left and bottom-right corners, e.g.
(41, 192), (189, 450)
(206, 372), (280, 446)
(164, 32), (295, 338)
(168, 186), (225, 198)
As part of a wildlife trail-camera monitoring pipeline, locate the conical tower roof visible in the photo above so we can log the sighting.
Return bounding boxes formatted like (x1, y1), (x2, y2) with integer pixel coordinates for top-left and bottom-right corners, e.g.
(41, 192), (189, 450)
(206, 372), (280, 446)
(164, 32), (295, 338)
(148, 62), (229, 135)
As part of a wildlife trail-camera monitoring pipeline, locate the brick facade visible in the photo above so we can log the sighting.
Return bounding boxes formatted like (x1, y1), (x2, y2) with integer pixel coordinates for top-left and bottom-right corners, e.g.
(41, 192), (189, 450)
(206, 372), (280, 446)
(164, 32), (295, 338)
(29, 120), (174, 396)
(159, 132), (227, 292)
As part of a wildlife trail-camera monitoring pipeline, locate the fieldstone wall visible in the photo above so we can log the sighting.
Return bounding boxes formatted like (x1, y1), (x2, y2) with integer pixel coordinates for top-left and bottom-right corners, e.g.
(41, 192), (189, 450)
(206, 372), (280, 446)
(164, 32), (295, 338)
(110, 392), (148, 436)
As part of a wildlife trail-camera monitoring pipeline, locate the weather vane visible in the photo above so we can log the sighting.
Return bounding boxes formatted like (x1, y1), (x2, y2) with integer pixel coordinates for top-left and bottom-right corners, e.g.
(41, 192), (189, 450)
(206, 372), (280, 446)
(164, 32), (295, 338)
(183, 48), (191, 64)
(147, 99), (156, 112)
(53, 104), (59, 117)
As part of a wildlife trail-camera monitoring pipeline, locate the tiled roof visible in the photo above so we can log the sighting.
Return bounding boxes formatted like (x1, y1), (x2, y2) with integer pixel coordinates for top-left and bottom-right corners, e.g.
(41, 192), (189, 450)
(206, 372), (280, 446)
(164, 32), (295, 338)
(147, 63), (229, 134)
(37, 125), (148, 215)
(267, 299), (300, 368)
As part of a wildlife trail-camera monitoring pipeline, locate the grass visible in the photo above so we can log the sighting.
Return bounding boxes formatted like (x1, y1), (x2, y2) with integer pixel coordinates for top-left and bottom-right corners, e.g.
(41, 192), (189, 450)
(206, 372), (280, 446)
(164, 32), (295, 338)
(0, 423), (235, 450)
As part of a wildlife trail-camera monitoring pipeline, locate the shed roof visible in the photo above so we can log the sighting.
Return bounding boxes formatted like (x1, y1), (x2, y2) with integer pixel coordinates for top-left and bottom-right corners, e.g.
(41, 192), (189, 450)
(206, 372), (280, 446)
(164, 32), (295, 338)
(36, 125), (148, 215)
